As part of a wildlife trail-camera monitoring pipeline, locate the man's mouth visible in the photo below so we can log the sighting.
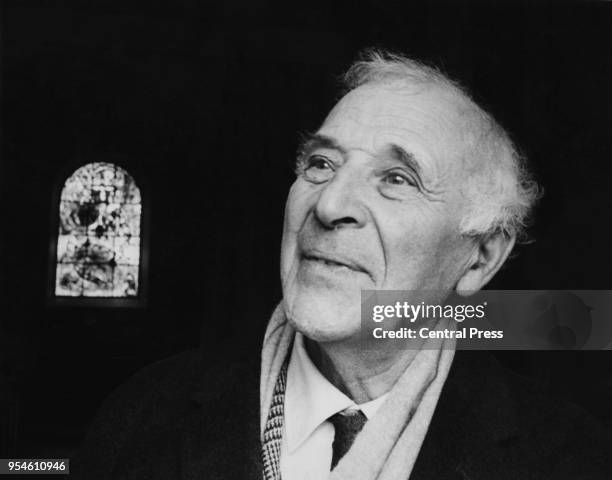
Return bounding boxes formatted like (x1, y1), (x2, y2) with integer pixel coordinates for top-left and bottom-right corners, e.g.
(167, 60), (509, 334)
(300, 251), (367, 275)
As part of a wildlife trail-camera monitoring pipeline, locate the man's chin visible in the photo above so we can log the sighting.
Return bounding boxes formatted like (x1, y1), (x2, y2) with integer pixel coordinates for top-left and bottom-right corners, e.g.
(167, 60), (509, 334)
(283, 296), (361, 343)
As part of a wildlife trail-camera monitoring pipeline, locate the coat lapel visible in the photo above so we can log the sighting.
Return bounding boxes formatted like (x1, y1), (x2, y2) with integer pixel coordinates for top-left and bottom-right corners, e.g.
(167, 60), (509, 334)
(410, 352), (520, 480)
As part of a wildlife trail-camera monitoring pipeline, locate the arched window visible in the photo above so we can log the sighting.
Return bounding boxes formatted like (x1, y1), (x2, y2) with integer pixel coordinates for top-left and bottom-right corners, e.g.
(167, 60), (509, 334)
(54, 162), (142, 298)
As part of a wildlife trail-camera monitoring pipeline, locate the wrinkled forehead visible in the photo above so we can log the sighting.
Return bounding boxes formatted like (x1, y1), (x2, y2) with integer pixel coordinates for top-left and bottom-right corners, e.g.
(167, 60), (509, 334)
(319, 83), (469, 177)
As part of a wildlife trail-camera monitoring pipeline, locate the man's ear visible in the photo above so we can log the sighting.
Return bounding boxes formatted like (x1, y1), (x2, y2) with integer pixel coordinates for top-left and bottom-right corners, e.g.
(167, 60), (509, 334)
(455, 231), (516, 296)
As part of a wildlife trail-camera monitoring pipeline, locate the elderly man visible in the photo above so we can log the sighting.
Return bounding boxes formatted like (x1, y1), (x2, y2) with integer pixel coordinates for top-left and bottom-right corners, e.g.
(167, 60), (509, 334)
(75, 51), (607, 479)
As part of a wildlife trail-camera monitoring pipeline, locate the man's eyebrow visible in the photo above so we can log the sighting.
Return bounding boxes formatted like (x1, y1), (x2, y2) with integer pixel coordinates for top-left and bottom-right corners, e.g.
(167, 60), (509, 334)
(388, 144), (440, 196)
(388, 144), (423, 176)
(298, 136), (423, 175)
(297, 132), (347, 157)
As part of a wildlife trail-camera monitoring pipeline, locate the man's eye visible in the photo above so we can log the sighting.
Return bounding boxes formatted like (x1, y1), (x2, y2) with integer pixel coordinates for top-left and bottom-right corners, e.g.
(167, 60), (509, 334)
(301, 155), (335, 183)
(383, 172), (416, 187)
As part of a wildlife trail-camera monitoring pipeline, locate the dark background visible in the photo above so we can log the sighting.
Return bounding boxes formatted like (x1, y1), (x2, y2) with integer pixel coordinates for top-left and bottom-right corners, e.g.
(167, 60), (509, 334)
(1, 0), (611, 458)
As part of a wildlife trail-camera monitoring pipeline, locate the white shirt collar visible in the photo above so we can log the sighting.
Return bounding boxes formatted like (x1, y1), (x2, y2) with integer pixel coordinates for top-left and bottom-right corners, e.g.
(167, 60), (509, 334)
(284, 332), (389, 453)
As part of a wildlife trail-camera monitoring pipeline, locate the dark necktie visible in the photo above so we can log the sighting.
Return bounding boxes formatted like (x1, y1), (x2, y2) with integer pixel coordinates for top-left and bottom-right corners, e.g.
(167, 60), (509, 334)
(329, 409), (368, 470)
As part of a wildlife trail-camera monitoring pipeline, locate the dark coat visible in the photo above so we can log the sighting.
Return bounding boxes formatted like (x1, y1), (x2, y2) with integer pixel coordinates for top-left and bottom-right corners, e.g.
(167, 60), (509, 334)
(73, 344), (610, 479)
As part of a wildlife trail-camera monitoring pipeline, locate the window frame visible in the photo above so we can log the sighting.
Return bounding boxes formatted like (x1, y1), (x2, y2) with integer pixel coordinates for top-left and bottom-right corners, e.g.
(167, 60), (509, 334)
(46, 155), (150, 308)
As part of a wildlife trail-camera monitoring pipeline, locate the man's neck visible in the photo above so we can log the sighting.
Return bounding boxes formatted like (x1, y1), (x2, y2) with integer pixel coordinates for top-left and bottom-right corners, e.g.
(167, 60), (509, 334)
(303, 336), (423, 404)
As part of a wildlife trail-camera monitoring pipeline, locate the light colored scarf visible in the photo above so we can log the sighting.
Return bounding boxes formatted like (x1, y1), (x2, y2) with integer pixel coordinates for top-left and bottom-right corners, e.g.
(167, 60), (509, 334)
(260, 303), (456, 480)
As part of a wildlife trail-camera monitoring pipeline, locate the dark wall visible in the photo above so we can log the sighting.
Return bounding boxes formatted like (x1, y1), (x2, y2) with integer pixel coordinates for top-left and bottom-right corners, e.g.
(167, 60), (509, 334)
(0, 0), (610, 456)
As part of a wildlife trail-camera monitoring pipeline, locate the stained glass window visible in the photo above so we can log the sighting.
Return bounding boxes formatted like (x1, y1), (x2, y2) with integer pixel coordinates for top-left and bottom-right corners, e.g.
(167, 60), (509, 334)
(55, 162), (142, 298)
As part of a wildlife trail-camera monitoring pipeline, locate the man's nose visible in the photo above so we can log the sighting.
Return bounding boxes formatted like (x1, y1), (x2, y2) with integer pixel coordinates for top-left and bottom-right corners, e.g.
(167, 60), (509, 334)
(313, 167), (367, 229)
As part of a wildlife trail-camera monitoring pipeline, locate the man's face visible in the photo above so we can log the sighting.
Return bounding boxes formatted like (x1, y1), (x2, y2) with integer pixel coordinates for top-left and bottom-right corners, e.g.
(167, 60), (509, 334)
(280, 83), (475, 343)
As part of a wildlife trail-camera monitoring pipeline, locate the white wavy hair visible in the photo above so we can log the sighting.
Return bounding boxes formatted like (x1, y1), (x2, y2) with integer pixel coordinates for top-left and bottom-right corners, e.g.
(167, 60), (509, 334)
(342, 49), (541, 241)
